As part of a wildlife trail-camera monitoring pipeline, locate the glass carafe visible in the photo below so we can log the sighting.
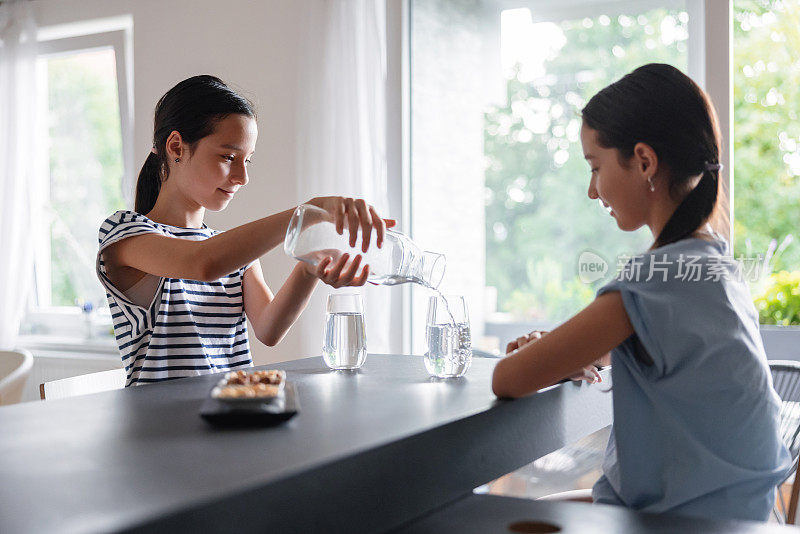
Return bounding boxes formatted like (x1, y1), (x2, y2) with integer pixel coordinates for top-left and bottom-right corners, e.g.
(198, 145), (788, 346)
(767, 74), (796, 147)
(284, 203), (445, 288)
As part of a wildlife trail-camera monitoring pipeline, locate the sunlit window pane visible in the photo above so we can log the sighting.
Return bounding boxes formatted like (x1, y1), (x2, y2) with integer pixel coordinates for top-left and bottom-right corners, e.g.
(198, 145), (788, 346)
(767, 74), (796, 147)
(410, 1), (688, 353)
(733, 1), (800, 269)
(733, 0), (800, 325)
(37, 48), (125, 307)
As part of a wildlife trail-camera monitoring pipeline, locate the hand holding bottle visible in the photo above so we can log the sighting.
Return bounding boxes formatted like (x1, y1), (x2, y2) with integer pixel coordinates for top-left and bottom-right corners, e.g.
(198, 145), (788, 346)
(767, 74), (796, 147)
(306, 197), (396, 252)
(303, 252), (370, 288)
(286, 202), (445, 288)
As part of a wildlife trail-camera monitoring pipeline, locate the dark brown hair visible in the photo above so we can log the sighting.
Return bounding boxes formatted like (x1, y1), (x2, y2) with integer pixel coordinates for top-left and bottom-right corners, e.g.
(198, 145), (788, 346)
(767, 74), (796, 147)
(582, 63), (725, 248)
(135, 75), (256, 214)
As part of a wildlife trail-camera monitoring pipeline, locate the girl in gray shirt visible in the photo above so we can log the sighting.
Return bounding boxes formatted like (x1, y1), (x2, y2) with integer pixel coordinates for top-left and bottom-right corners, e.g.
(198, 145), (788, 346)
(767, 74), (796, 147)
(492, 63), (790, 521)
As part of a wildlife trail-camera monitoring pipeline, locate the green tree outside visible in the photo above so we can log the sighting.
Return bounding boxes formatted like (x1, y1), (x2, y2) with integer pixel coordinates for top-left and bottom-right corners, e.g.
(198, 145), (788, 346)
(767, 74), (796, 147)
(733, 1), (800, 326)
(484, 8), (686, 322)
(46, 49), (125, 307)
(484, 2), (800, 325)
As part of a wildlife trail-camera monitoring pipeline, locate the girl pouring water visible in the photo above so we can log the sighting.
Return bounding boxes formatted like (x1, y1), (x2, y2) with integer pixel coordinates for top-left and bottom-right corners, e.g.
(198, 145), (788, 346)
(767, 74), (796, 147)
(97, 75), (392, 386)
(492, 63), (790, 522)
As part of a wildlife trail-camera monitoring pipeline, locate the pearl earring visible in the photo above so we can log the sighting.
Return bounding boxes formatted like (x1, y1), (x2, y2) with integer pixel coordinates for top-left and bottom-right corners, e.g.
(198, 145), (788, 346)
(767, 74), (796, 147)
(648, 176), (655, 192)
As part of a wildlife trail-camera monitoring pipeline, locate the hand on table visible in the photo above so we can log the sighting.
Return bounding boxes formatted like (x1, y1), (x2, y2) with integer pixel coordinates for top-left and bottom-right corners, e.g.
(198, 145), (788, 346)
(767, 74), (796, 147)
(505, 330), (603, 384)
(505, 330), (546, 354)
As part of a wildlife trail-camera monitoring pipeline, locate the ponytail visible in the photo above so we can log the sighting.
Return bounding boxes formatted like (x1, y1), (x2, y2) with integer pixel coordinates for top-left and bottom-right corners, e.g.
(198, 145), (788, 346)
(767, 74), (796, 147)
(135, 151), (163, 214)
(134, 75), (256, 215)
(654, 164), (720, 248)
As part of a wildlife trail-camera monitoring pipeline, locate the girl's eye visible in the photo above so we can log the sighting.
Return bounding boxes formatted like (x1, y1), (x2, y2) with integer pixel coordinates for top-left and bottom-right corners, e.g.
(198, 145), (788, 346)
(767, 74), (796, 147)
(222, 155), (235, 162)
(245, 159), (252, 165)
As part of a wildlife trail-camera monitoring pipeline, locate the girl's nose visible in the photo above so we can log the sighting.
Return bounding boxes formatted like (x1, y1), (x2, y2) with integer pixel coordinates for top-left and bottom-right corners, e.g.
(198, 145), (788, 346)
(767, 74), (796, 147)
(587, 177), (598, 200)
(231, 164), (249, 186)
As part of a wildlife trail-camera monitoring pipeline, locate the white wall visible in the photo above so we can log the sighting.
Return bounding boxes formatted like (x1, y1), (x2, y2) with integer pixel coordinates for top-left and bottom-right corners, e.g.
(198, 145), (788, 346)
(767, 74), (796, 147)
(409, 0), (488, 354)
(33, 0), (319, 365)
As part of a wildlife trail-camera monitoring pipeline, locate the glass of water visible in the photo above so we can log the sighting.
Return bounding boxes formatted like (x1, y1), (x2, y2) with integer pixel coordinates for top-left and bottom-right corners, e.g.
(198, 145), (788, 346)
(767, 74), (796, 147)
(323, 293), (367, 370)
(425, 294), (472, 378)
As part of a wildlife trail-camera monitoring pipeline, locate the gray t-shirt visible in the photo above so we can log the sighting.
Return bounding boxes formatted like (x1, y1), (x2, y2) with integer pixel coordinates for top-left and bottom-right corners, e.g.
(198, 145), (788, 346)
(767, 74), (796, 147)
(592, 236), (791, 521)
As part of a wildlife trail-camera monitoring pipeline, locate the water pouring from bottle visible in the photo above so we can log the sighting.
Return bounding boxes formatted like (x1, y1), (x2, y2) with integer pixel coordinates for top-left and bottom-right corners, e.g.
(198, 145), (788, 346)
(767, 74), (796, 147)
(284, 203), (470, 376)
(284, 204), (446, 289)
(425, 294), (471, 378)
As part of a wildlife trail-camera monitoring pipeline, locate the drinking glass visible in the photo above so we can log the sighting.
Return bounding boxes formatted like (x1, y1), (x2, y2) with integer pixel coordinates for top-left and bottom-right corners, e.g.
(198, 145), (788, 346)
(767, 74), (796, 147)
(424, 295), (472, 378)
(323, 294), (367, 370)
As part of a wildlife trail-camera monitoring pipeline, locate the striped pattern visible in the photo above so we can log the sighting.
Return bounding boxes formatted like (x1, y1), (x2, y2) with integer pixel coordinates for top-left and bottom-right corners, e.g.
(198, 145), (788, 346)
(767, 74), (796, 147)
(97, 210), (253, 386)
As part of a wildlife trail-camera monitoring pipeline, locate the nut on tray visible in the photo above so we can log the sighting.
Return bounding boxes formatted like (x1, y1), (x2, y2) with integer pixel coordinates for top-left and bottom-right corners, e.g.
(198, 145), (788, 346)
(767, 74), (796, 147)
(211, 370), (286, 401)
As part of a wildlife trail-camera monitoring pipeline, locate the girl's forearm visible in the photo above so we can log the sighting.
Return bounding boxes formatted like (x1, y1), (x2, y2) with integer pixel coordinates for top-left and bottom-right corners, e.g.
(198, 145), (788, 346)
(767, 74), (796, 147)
(200, 207), (296, 280)
(253, 263), (319, 346)
(492, 292), (632, 398)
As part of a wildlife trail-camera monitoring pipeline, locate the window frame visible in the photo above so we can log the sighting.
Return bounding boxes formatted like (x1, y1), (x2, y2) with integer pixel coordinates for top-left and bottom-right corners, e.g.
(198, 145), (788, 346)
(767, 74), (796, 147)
(22, 27), (133, 342)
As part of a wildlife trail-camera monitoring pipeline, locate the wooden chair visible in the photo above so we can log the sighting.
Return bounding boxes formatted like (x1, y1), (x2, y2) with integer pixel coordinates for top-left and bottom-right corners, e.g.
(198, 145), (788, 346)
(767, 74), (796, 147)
(0, 349), (34, 405)
(536, 488), (593, 503)
(769, 360), (800, 524)
(40, 367), (126, 401)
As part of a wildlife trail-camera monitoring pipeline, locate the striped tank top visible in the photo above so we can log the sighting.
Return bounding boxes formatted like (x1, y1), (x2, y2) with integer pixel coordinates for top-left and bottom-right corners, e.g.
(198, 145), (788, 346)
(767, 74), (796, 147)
(96, 210), (253, 386)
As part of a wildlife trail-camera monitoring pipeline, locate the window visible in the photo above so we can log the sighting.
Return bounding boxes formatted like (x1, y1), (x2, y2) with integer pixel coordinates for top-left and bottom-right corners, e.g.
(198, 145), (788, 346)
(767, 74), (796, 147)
(409, 0), (691, 353)
(21, 26), (132, 340)
(733, 1), (800, 270)
(733, 0), (800, 325)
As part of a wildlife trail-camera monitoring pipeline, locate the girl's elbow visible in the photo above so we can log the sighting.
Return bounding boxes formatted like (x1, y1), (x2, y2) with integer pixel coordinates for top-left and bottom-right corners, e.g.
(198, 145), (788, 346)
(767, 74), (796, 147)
(492, 361), (532, 398)
(491, 378), (506, 398)
(257, 330), (284, 347)
(491, 364), (514, 398)
(182, 244), (219, 282)
(196, 259), (223, 282)
(257, 334), (276, 347)
(492, 380), (518, 399)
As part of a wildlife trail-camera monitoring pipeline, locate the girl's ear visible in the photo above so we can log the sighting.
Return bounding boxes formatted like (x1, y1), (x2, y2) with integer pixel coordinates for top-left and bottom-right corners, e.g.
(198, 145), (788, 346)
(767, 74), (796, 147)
(632, 142), (659, 178)
(165, 130), (185, 161)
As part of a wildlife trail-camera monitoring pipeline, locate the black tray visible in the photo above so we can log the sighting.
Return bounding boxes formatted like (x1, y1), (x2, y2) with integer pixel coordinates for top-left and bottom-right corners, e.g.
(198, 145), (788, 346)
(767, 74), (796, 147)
(200, 382), (299, 427)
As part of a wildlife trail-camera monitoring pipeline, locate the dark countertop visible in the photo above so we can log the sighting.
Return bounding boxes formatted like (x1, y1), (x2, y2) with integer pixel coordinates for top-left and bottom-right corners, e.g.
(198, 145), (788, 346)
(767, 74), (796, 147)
(393, 494), (797, 533)
(0, 354), (613, 533)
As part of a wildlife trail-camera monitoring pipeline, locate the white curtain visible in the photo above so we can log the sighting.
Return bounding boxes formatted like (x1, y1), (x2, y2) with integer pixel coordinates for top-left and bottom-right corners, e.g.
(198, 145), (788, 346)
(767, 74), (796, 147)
(0, 0), (38, 350)
(296, 0), (392, 354)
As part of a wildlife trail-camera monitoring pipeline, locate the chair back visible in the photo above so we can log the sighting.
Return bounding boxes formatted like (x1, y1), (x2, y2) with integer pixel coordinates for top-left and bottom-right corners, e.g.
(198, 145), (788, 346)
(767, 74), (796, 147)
(770, 361), (800, 462)
(40, 367), (126, 401)
(769, 360), (800, 524)
(0, 350), (34, 406)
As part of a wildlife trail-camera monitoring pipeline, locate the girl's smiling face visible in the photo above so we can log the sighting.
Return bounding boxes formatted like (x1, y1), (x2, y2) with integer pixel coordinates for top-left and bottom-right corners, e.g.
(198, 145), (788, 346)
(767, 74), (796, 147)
(170, 114), (258, 212)
(581, 121), (651, 232)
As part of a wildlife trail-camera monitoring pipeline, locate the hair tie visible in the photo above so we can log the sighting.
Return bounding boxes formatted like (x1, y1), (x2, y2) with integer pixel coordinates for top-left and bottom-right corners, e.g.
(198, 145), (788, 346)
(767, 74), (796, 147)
(150, 147), (157, 155)
(704, 161), (722, 172)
